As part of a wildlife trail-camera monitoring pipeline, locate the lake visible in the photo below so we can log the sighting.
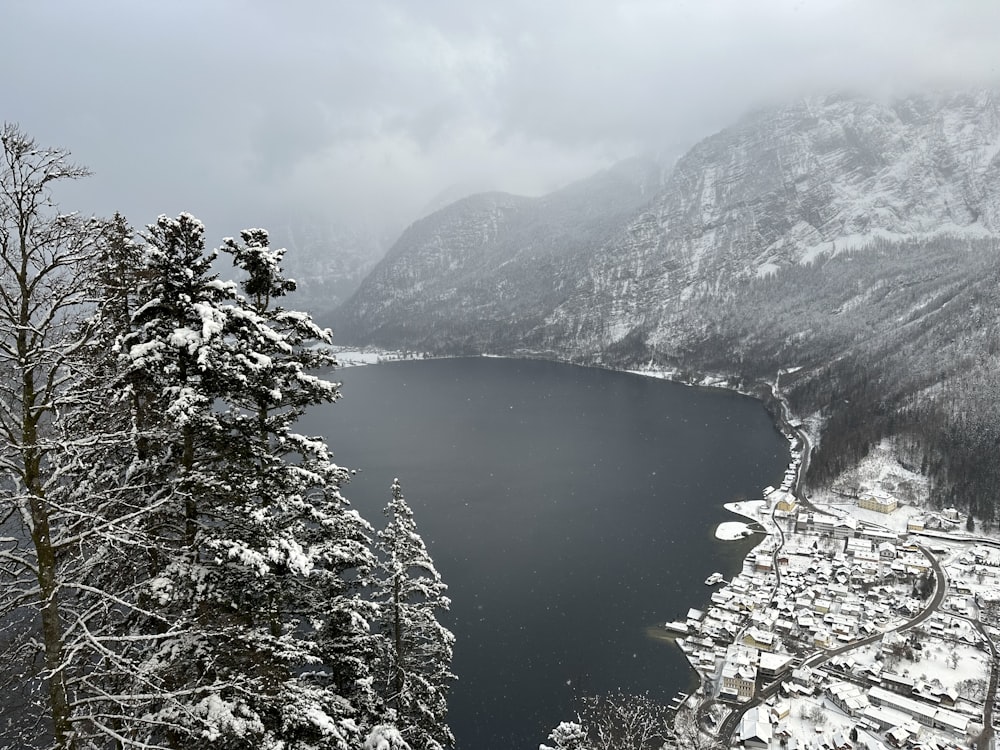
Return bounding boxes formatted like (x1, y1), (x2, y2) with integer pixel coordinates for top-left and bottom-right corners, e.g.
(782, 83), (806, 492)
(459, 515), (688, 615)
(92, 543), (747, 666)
(297, 357), (789, 749)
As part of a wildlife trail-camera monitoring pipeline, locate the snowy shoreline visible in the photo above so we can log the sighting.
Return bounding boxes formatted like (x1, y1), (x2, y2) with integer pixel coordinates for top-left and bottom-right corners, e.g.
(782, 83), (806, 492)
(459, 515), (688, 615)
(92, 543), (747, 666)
(331, 348), (799, 633)
(333, 347), (796, 540)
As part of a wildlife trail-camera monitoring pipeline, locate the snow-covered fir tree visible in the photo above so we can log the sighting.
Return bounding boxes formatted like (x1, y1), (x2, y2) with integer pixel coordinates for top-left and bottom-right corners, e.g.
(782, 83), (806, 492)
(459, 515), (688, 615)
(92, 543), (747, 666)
(374, 479), (456, 749)
(212, 227), (381, 745)
(539, 722), (590, 750)
(116, 216), (379, 748)
(0, 125), (458, 750)
(364, 725), (413, 750)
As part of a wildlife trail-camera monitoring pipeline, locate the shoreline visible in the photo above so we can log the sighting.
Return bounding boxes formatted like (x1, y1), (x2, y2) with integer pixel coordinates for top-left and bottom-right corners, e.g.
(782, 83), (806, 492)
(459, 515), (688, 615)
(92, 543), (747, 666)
(331, 348), (808, 695)
(331, 350), (999, 747)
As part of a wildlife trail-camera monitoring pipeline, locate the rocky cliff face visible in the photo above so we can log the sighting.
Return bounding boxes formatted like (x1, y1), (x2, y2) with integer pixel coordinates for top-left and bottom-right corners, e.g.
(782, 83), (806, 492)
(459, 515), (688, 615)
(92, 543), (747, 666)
(333, 91), (1000, 355)
(550, 90), (1000, 352)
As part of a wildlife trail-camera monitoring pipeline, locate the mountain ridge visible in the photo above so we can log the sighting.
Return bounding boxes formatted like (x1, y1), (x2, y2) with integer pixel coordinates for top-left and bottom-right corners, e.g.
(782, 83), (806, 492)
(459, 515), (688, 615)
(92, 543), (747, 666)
(329, 89), (1000, 515)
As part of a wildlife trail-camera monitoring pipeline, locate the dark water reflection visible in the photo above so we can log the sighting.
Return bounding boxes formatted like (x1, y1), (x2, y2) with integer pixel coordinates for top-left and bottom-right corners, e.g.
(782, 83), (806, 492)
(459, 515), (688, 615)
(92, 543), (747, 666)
(298, 357), (788, 749)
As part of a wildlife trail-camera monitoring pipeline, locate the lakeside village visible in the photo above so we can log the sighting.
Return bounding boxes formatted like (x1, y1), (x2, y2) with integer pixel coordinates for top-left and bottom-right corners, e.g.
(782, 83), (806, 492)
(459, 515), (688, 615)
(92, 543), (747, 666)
(663, 428), (1000, 750)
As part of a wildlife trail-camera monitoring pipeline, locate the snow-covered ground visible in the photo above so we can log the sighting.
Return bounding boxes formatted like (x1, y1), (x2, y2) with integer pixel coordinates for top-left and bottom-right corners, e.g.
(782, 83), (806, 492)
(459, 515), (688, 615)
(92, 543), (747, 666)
(716, 521), (755, 540)
(820, 439), (930, 505)
(332, 347), (426, 367)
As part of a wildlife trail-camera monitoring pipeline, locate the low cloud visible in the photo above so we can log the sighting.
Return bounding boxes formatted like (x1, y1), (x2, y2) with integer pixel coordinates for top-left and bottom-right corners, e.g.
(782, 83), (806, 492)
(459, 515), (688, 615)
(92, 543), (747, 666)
(3, 0), (999, 239)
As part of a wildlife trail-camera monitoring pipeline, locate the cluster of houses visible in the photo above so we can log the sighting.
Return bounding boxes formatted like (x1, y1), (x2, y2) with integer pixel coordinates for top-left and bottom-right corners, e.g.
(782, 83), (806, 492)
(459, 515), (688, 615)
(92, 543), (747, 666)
(678, 512), (928, 679)
(673, 477), (997, 749)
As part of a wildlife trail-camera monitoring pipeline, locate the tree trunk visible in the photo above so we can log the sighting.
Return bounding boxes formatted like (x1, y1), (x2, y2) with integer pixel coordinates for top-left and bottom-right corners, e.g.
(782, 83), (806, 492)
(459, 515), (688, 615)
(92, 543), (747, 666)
(23, 370), (74, 750)
(393, 573), (404, 708)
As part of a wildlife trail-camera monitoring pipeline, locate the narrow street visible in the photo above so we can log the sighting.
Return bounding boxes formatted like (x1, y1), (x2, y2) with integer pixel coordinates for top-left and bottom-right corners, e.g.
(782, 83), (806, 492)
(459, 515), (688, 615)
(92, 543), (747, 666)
(974, 619), (999, 750)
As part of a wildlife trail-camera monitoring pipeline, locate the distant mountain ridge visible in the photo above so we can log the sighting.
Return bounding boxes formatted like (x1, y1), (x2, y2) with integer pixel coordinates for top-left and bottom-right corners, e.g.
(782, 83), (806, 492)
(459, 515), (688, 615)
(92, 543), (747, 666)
(333, 156), (663, 346)
(334, 91), (1000, 353)
(268, 217), (389, 314)
(331, 90), (1000, 514)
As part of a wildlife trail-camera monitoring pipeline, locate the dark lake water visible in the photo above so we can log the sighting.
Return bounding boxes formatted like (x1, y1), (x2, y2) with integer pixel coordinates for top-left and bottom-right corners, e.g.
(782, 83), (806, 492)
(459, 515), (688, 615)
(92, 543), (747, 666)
(298, 357), (788, 749)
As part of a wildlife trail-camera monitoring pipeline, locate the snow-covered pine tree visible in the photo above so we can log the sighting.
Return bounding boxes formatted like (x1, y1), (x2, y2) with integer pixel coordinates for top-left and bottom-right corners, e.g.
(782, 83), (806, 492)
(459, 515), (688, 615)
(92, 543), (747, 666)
(96, 212), (247, 747)
(209, 228), (381, 746)
(0, 134), (412, 749)
(539, 722), (590, 750)
(374, 479), (456, 749)
(364, 725), (413, 750)
(118, 217), (379, 748)
(47, 211), (185, 747)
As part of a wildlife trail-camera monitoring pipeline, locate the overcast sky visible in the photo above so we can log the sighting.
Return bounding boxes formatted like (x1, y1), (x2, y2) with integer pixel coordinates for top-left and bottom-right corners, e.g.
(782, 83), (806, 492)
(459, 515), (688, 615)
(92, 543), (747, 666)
(4, 0), (1000, 243)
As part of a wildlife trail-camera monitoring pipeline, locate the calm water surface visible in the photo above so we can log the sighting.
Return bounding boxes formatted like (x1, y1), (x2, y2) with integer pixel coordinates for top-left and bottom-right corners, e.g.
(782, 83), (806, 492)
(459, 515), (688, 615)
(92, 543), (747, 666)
(298, 357), (788, 749)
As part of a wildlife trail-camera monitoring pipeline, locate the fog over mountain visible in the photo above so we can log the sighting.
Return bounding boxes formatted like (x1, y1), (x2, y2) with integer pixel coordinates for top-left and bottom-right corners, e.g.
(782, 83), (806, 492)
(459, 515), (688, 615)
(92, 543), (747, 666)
(334, 90), (1000, 516)
(4, 2), (1000, 264)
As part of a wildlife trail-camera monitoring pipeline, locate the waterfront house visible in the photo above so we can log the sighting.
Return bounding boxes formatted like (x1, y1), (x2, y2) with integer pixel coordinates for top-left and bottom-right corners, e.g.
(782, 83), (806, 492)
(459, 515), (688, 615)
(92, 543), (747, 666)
(754, 552), (773, 573)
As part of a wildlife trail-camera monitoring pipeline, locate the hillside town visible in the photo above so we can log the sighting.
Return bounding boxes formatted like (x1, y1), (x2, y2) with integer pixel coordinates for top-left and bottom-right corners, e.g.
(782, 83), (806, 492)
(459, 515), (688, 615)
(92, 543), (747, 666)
(667, 402), (1000, 750)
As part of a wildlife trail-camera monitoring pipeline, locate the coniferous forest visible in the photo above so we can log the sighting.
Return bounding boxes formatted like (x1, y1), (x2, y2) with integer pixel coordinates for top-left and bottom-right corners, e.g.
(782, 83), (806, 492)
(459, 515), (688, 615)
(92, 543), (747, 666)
(656, 236), (1000, 521)
(0, 125), (453, 750)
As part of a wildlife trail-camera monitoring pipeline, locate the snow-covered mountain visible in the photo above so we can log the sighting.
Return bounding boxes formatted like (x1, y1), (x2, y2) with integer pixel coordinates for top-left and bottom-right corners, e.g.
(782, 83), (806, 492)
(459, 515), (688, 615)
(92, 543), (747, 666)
(332, 156), (663, 348)
(333, 91), (1000, 355)
(267, 217), (389, 317)
(331, 90), (1000, 514)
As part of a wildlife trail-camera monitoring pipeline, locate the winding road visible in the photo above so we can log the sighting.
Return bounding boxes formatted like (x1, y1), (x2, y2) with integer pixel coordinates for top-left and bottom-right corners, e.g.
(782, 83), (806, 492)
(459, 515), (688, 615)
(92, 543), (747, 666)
(714, 545), (947, 744)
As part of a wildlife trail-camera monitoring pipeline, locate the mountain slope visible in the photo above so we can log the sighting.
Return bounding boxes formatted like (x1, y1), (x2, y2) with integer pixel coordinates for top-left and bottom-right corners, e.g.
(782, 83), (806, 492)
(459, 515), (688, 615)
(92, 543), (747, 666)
(269, 218), (388, 316)
(332, 90), (1000, 515)
(335, 91), (1000, 354)
(548, 90), (1000, 352)
(332, 157), (662, 348)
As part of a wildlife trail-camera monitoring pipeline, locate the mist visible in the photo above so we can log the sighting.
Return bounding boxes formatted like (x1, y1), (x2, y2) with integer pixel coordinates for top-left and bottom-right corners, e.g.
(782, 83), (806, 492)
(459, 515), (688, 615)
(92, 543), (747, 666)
(3, 0), (999, 239)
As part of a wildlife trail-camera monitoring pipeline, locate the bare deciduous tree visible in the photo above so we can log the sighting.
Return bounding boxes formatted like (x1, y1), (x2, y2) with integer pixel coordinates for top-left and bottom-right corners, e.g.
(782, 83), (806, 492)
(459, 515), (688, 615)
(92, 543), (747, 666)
(0, 122), (100, 749)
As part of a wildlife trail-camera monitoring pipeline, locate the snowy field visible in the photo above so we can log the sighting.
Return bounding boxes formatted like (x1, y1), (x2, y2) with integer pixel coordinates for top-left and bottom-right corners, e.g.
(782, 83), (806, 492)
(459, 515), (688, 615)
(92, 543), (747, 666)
(715, 521), (755, 540)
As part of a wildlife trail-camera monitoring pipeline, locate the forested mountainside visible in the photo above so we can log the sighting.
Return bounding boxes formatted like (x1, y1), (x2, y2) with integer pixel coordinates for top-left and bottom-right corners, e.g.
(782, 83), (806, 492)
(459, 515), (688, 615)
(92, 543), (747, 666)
(673, 235), (1000, 520)
(332, 90), (1000, 517)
